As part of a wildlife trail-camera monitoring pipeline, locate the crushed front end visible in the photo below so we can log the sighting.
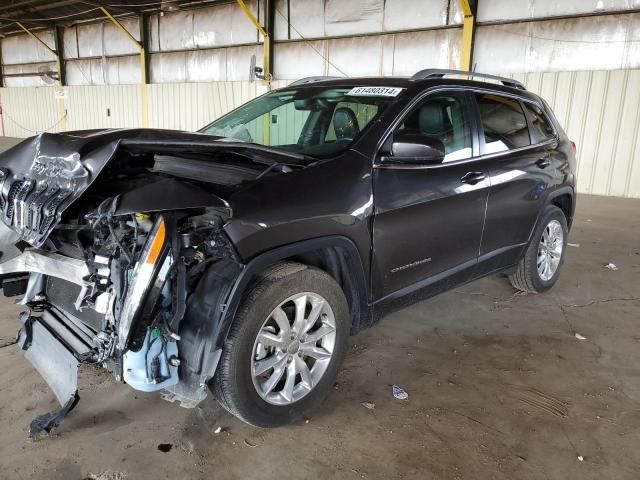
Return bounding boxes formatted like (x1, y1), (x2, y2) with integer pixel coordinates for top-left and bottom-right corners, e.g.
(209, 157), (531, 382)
(0, 131), (254, 436)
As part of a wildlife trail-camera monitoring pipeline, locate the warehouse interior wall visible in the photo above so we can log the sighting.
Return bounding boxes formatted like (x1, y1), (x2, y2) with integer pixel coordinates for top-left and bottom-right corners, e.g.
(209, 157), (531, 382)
(0, 0), (639, 197)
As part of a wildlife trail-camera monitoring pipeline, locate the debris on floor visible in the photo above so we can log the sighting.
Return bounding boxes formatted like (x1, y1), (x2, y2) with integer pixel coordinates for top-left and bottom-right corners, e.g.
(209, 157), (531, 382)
(82, 472), (127, 480)
(213, 426), (223, 434)
(392, 385), (409, 400)
(604, 263), (619, 271)
(577, 455), (584, 462)
(361, 401), (376, 410)
(568, 243), (580, 247)
(157, 443), (173, 453)
(574, 333), (587, 340)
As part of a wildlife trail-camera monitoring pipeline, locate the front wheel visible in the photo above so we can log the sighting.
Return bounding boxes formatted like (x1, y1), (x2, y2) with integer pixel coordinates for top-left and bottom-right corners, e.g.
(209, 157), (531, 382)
(212, 262), (349, 427)
(509, 205), (568, 293)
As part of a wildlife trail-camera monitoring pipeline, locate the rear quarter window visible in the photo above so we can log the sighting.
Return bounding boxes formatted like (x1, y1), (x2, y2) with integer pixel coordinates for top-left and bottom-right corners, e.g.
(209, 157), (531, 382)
(523, 102), (556, 144)
(476, 93), (530, 154)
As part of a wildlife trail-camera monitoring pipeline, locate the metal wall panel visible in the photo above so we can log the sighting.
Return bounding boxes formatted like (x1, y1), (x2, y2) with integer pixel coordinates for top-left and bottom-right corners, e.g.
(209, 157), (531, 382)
(383, 0), (461, 30)
(2, 62), (57, 87)
(65, 85), (141, 131)
(148, 1), (260, 53)
(75, 20), (142, 58)
(150, 44), (263, 83)
(274, 0), (325, 40)
(274, 0), (463, 40)
(147, 81), (258, 131)
(1, 70), (639, 198)
(273, 29), (461, 78)
(478, 0), (640, 22)
(325, 0), (384, 36)
(475, 14), (640, 73)
(274, 40), (328, 78)
(0, 87), (60, 137)
(65, 56), (141, 86)
(1, 31), (56, 65)
(508, 69), (640, 198)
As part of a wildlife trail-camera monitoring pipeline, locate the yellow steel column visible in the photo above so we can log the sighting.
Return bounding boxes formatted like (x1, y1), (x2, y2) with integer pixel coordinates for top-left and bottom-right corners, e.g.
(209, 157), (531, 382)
(236, 0), (270, 82)
(236, 0), (272, 144)
(458, 0), (476, 72)
(17, 22), (67, 132)
(98, 7), (149, 128)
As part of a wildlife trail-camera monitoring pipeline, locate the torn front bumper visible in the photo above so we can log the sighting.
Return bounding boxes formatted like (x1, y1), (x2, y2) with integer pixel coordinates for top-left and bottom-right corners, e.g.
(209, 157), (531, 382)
(17, 309), (92, 437)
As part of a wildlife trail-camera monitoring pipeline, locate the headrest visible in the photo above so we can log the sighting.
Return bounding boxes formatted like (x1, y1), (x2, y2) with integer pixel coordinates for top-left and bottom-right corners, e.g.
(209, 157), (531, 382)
(419, 103), (448, 136)
(333, 107), (360, 140)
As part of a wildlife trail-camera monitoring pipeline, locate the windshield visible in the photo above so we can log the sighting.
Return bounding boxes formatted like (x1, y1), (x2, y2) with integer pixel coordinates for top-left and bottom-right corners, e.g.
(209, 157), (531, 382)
(200, 86), (402, 157)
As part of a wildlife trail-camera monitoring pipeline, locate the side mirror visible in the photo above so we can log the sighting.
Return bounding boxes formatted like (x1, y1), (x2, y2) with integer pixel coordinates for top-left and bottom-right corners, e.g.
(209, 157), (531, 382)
(382, 134), (445, 165)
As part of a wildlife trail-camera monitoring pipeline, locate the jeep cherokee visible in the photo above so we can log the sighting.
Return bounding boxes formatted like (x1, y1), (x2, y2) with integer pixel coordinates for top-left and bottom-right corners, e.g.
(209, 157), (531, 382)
(0, 69), (576, 435)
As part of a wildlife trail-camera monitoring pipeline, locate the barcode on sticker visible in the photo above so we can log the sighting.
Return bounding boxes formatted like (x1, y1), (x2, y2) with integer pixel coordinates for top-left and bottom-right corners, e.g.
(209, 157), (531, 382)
(347, 86), (403, 97)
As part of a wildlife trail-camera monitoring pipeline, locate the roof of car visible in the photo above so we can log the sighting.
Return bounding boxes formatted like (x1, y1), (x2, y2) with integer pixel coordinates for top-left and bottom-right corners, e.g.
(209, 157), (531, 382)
(284, 71), (541, 102)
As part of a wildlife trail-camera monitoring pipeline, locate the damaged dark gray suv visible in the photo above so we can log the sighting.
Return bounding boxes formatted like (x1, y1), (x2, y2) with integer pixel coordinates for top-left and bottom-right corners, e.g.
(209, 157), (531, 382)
(0, 69), (576, 435)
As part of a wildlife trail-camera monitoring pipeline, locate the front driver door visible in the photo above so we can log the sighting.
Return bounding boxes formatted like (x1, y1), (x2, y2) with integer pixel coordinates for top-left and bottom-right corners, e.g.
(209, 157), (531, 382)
(372, 91), (489, 300)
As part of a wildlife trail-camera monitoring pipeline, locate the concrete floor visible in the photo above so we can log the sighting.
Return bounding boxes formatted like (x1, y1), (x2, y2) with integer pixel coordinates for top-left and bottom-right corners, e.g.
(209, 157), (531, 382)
(0, 144), (639, 478)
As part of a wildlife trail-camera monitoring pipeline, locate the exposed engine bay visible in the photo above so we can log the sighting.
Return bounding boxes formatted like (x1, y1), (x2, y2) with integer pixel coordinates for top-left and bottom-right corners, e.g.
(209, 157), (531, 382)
(0, 130), (303, 437)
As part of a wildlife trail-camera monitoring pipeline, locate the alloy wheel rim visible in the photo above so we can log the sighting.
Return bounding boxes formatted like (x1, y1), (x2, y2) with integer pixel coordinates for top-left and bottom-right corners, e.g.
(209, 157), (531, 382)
(537, 219), (563, 281)
(251, 292), (336, 405)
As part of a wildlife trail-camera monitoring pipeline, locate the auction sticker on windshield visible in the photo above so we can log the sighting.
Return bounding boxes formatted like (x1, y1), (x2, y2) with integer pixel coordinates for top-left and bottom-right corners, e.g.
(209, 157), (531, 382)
(347, 86), (404, 97)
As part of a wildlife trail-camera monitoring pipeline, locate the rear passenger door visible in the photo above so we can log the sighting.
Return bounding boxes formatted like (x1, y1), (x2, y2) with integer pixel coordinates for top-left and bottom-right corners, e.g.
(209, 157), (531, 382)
(372, 91), (488, 300)
(472, 92), (560, 275)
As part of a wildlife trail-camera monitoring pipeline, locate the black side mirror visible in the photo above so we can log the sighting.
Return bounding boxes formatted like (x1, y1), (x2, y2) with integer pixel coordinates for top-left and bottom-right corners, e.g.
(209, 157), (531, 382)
(382, 134), (445, 165)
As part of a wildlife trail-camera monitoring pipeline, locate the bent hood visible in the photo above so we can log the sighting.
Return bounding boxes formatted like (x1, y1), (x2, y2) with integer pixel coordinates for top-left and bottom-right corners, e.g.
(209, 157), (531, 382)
(0, 128), (281, 253)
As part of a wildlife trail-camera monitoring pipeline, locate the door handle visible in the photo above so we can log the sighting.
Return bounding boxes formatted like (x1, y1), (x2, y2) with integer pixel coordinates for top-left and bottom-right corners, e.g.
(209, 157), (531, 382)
(536, 157), (551, 169)
(460, 171), (486, 185)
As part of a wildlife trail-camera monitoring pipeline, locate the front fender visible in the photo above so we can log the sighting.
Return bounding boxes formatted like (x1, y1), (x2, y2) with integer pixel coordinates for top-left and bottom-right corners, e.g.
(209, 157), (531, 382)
(173, 234), (370, 405)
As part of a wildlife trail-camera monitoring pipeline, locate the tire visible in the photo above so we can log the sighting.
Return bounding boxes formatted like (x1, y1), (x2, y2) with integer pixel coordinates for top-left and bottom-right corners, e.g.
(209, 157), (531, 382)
(212, 262), (349, 427)
(509, 205), (568, 294)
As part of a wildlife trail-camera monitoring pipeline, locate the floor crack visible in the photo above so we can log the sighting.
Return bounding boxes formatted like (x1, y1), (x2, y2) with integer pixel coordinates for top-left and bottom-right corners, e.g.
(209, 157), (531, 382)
(561, 297), (640, 309)
(0, 339), (17, 349)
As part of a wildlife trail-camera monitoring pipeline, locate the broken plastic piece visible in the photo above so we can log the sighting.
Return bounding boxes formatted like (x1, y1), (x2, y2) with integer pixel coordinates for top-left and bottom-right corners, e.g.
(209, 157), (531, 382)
(361, 401), (375, 410)
(574, 332), (587, 340)
(604, 263), (619, 271)
(29, 392), (79, 439)
(392, 385), (409, 400)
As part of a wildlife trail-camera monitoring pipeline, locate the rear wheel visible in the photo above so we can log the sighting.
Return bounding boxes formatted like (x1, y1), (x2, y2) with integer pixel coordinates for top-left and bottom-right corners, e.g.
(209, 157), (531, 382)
(509, 205), (568, 293)
(212, 262), (349, 427)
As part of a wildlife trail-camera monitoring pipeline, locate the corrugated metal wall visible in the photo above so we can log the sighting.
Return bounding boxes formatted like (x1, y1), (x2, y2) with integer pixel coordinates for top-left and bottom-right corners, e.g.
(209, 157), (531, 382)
(0, 71), (639, 198)
(0, 87), (61, 136)
(511, 70), (640, 199)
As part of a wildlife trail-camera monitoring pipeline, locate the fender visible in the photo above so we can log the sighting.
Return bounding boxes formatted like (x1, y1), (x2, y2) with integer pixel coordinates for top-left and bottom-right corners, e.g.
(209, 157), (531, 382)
(527, 185), (576, 246)
(215, 235), (370, 350)
(170, 234), (371, 406)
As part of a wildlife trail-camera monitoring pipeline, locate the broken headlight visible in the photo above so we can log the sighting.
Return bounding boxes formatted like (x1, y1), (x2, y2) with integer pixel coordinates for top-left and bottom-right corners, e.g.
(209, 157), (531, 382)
(118, 216), (168, 350)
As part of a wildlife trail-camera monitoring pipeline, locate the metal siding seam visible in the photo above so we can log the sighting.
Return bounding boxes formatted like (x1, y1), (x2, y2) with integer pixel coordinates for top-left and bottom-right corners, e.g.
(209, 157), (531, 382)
(564, 71), (577, 131)
(623, 70), (640, 197)
(605, 69), (629, 196)
(575, 72), (593, 192)
(550, 71), (559, 110)
(588, 71), (610, 194)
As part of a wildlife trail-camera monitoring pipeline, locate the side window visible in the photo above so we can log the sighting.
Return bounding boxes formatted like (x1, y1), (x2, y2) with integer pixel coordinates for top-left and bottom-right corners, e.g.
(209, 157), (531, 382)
(523, 102), (556, 144)
(476, 94), (530, 153)
(395, 94), (472, 162)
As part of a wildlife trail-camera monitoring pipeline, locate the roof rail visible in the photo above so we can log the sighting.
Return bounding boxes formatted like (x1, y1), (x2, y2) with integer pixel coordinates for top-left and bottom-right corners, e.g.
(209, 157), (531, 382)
(289, 76), (342, 86)
(410, 69), (526, 90)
